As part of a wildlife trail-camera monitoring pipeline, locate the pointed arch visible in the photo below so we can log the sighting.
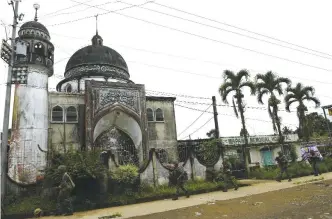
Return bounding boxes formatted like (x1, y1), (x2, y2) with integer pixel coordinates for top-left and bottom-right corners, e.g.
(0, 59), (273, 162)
(93, 104), (143, 148)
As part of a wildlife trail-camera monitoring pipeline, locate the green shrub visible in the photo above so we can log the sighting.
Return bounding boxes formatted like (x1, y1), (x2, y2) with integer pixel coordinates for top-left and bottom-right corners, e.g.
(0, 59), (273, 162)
(250, 158), (332, 180)
(110, 164), (139, 184)
(4, 178), (231, 216)
(44, 149), (107, 188)
(287, 162), (312, 177)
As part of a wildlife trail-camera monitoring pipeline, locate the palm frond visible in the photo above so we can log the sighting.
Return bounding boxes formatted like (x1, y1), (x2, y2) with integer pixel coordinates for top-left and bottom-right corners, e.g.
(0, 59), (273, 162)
(275, 83), (283, 95)
(284, 93), (296, 103)
(303, 96), (320, 108)
(255, 73), (266, 82)
(301, 86), (315, 97)
(219, 87), (234, 104)
(257, 89), (269, 104)
(237, 69), (250, 84)
(239, 81), (256, 95)
(276, 77), (291, 86)
(255, 82), (269, 92)
(223, 70), (236, 81)
(285, 99), (298, 112)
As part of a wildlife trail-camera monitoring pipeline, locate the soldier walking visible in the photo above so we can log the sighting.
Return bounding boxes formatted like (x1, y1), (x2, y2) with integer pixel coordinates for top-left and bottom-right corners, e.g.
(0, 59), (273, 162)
(220, 159), (238, 192)
(309, 150), (320, 176)
(275, 151), (292, 182)
(56, 165), (75, 216)
(167, 161), (190, 200)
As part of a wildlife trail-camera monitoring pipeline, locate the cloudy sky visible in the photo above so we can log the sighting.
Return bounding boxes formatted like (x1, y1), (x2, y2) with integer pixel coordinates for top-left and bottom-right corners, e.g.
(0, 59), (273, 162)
(1, 0), (332, 140)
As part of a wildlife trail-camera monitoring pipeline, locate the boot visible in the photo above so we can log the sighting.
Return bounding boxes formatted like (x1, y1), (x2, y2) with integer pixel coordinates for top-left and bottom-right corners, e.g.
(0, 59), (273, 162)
(288, 179), (292, 182)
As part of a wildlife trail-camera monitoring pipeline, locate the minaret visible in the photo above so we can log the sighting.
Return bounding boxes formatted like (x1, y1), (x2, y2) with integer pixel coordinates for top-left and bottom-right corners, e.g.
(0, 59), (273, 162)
(8, 4), (54, 184)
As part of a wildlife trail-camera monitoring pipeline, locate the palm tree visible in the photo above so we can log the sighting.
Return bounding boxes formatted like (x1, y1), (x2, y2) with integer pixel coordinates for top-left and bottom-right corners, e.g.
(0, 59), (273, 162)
(256, 71), (291, 151)
(284, 83), (320, 141)
(219, 69), (255, 174)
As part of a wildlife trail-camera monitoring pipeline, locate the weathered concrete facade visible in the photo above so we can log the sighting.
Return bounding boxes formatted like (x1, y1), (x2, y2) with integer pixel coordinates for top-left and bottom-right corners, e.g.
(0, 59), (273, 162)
(146, 96), (178, 161)
(8, 66), (50, 184)
(7, 15), (179, 186)
(48, 92), (84, 152)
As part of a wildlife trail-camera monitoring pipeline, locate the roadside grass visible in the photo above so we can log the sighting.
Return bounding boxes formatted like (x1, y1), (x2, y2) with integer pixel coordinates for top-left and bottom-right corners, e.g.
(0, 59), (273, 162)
(250, 158), (332, 180)
(3, 179), (235, 218)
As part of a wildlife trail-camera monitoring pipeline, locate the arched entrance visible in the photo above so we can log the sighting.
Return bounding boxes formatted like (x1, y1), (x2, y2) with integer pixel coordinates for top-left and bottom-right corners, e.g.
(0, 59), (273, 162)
(93, 108), (143, 166)
(95, 127), (139, 166)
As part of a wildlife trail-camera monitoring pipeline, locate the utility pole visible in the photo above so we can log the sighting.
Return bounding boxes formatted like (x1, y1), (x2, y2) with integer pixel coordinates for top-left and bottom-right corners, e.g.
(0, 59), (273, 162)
(212, 96), (223, 159)
(1, 0), (20, 210)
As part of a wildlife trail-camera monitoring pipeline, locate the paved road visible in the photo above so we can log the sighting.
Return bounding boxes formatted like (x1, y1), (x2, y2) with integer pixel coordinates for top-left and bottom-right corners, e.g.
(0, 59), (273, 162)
(38, 173), (332, 219)
(130, 179), (332, 219)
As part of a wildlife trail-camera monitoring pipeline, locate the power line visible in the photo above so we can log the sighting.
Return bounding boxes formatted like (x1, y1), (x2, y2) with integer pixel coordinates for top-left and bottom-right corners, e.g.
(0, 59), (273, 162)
(110, 12), (332, 73)
(152, 2), (332, 58)
(119, 1), (332, 61)
(46, 1), (332, 72)
(47, 1), (154, 27)
(41, 1), (120, 19)
(47, 38), (332, 86)
(181, 116), (214, 140)
(0, 81), (322, 112)
(178, 104), (212, 138)
(39, 0), (97, 18)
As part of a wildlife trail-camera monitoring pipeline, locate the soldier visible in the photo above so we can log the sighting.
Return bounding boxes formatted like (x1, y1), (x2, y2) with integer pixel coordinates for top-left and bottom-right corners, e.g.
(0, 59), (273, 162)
(275, 151), (292, 182)
(221, 159), (238, 192)
(309, 150), (320, 176)
(167, 161), (190, 200)
(56, 165), (75, 216)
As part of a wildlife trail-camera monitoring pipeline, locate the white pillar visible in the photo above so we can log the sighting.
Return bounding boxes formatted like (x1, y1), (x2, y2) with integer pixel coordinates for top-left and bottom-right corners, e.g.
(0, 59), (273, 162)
(8, 65), (50, 184)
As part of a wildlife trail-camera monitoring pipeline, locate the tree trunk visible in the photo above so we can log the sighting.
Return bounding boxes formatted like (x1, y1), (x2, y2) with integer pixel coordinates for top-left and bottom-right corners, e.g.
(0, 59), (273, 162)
(237, 96), (250, 176)
(297, 104), (307, 141)
(273, 104), (284, 153)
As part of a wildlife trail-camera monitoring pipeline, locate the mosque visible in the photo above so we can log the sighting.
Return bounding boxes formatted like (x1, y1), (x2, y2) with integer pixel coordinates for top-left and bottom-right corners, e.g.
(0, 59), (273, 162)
(7, 7), (178, 184)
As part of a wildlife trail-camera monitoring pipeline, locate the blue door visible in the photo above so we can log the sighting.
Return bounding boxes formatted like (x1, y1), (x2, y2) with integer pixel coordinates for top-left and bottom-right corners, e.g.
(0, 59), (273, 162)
(261, 150), (274, 166)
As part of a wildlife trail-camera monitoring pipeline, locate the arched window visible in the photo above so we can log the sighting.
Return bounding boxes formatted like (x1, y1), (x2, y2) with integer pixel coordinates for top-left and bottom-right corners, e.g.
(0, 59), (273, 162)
(34, 43), (44, 55)
(147, 108), (154, 121)
(155, 108), (164, 121)
(52, 106), (63, 122)
(48, 48), (54, 60)
(65, 84), (72, 93)
(66, 106), (77, 122)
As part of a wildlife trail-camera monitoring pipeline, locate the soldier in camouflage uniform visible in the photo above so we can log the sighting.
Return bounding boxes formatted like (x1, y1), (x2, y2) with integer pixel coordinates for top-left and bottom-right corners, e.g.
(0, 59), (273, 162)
(56, 165), (75, 216)
(220, 159), (238, 192)
(168, 161), (190, 200)
(309, 150), (320, 176)
(275, 151), (292, 182)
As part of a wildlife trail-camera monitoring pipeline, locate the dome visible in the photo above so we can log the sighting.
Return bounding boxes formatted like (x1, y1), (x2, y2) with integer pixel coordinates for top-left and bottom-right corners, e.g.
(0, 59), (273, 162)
(19, 21), (50, 39)
(64, 34), (130, 80)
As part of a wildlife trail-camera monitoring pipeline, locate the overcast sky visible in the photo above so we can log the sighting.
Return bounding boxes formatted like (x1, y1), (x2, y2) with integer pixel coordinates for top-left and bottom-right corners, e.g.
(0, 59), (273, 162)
(1, 0), (332, 140)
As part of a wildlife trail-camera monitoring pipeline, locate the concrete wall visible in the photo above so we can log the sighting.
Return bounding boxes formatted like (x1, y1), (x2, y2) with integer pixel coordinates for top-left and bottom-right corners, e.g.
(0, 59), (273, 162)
(146, 97), (178, 161)
(48, 92), (84, 152)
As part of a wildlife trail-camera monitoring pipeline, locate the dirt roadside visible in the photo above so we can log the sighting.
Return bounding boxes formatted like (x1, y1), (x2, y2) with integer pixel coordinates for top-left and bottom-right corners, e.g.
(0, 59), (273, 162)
(128, 180), (332, 219)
